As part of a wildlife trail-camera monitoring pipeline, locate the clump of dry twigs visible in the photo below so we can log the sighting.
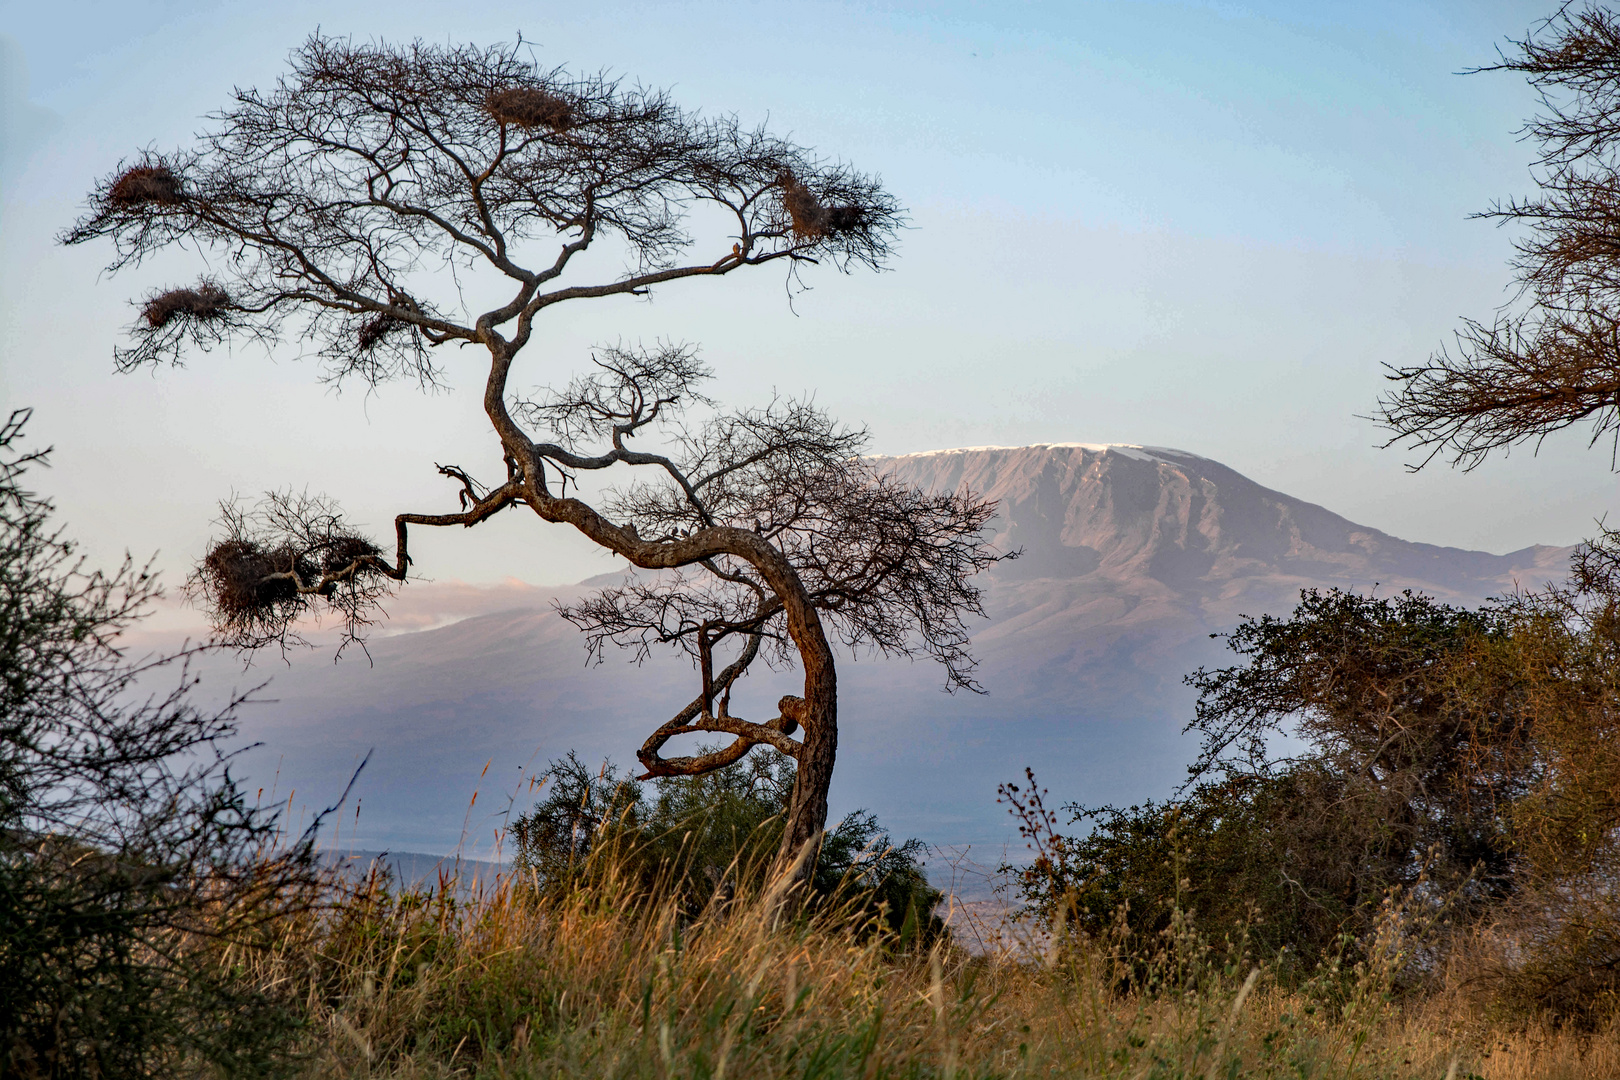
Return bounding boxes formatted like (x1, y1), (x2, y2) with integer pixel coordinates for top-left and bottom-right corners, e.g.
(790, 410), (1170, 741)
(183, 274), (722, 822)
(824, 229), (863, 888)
(189, 492), (394, 654)
(356, 312), (406, 352)
(485, 85), (574, 130)
(197, 538), (310, 623)
(141, 282), (231, 328)
(107, 163), (183, 206)
(780, 172), (868, 240)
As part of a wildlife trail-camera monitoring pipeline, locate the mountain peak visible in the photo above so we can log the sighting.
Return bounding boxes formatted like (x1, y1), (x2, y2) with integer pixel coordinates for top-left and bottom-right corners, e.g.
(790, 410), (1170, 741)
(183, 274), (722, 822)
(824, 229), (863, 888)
(876, 442), (1208, 465)
(878, 441), (1565, 598)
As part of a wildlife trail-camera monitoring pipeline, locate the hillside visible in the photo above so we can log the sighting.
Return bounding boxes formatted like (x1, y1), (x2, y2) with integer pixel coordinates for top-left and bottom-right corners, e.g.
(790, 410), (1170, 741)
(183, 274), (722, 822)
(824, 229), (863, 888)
(198, 444), (1568, 854)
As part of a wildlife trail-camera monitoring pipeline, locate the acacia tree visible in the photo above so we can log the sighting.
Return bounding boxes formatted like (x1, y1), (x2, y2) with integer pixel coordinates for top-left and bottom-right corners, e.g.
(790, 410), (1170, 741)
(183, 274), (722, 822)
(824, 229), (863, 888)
(64, 35), (1002, 877)
(1380, 3), (1620, 468)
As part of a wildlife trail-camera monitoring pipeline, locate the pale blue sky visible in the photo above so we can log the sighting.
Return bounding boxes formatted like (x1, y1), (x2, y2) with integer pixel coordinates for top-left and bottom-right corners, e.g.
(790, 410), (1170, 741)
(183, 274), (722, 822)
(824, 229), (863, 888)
(2, 0), (1612, 592)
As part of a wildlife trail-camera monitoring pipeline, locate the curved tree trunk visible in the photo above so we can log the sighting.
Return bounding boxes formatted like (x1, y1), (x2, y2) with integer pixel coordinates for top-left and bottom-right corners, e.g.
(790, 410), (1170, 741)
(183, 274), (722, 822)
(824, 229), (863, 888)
(778, 650), (837, 886)
(484, 345), (846, 891)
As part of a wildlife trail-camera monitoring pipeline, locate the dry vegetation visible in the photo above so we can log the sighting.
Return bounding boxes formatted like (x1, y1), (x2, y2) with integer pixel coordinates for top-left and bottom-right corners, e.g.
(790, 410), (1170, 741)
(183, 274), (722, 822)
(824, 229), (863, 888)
(20, 388), (1620, 1076)
(220, 845), (1620, 1080)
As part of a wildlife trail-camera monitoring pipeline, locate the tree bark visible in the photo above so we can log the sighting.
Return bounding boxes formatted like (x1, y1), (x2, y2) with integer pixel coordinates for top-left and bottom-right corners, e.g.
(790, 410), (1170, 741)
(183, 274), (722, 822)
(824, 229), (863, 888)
(780, 679), (837, 884)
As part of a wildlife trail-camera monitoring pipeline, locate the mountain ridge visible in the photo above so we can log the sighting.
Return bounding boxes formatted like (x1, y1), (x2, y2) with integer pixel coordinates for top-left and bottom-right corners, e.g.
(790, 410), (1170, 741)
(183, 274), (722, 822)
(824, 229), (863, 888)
(192, 443), (1572, 854)
(878, 443), (1561, 592)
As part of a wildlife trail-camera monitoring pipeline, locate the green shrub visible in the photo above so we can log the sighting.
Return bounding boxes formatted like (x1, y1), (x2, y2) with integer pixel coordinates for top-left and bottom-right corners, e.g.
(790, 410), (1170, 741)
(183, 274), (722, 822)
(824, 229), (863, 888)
(1005, 590), (1531, 980)
(511, 748), (942, 944)
(0, 409), (319, 1077)
(1006, 582), (1620, 1029)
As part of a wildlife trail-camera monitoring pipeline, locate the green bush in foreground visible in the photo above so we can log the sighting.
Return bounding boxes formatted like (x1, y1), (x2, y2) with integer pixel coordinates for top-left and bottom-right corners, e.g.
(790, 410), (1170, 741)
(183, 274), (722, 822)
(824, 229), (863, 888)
(511, 748), (943, 946)
(0, 410), (319, 1078)
(1008, 579), (1620, 1030)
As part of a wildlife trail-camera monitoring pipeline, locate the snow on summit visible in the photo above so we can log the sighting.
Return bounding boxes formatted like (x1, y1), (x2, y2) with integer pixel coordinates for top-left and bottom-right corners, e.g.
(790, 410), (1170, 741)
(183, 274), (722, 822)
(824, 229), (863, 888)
(876, 443), (1208, 464)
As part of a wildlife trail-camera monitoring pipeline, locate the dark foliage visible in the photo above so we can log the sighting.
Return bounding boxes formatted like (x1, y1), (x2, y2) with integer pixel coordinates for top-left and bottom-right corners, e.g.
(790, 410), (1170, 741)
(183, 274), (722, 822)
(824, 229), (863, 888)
(0, 409), (322, 1077)
(1004, 573), (1620, 1024)
(1484, 879), (1620, 1028)
(512, 749), (943, 947)
(1002, 770), (1345, 979)
(509, 750), (645, 886)
(1006, 591), (1531, 973)
(1186, 588), (1528, 915)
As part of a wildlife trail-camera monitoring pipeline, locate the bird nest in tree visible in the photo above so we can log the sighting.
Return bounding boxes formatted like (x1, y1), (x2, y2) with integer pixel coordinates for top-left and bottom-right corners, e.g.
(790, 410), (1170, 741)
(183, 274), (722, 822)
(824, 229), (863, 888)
(108, 165), (184, 207)
(317, 535), (382, 578)
(780, 175), (866, 241)
(823, 205), (868, 232)
(199, 534), (383, 627)
(199, 540), (310, 623)
(357, 314), (407, 352)
(485, 87), (574, 131)
(141, 284), (231, 329)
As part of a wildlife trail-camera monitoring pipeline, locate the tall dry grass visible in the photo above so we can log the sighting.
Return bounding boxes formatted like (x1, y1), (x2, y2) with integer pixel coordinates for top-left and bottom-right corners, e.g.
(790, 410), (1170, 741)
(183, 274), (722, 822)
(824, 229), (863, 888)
(222, 845), (1620, 1080)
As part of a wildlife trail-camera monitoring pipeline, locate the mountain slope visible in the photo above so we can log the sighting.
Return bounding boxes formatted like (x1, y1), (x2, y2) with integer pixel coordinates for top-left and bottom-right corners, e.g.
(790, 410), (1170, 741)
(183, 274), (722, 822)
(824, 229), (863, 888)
(882, 443), (1559, 596)
(199, 445), (1569, 854)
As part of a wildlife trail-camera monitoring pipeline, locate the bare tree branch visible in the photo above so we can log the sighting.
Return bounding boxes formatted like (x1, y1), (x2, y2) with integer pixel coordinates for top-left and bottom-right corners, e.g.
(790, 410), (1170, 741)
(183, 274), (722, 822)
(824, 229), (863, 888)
(1381, 5), (1620, 469)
